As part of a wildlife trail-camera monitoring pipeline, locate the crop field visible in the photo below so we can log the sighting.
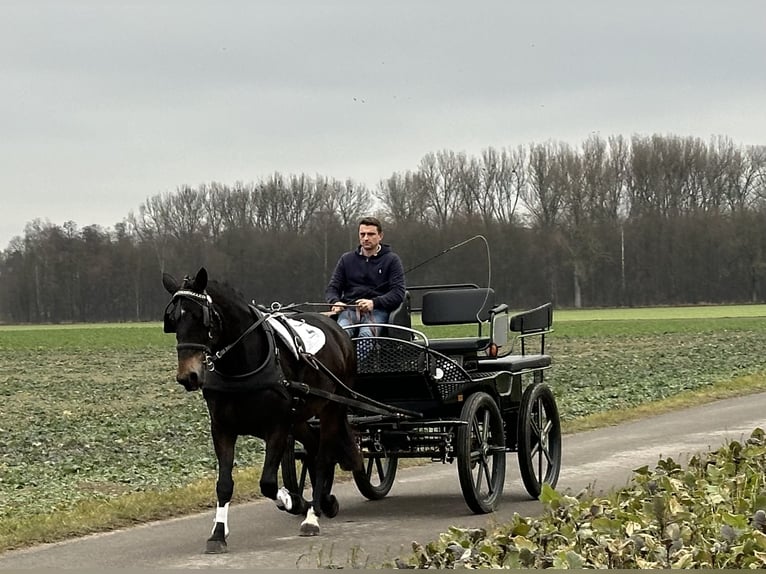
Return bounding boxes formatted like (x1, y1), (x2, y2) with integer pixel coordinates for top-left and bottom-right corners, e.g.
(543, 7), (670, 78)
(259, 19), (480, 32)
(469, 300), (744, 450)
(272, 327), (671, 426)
(1, 304), (766, 543)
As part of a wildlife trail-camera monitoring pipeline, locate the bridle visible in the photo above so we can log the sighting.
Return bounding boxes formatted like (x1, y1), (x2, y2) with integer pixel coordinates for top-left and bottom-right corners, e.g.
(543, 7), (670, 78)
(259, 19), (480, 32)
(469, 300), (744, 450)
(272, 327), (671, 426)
(163, 289), (219, 353)
(164, 288), (274, 378)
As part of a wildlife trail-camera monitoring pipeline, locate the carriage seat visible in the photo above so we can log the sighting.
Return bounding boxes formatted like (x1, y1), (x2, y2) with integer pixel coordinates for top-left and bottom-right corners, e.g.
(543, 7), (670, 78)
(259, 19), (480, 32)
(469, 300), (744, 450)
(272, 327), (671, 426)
(421, 288), (496, 354)
(477, 302), (553, 373)
(477, 353), (551, 372)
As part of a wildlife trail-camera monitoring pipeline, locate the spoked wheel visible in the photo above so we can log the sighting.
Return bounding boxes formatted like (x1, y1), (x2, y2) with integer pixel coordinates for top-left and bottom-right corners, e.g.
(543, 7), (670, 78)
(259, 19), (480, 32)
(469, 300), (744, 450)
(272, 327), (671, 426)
(280, 435), (309, 497)
(517, 382), (562, 498)
(456, 391), (506, 514)
(353, 454), (398, 500)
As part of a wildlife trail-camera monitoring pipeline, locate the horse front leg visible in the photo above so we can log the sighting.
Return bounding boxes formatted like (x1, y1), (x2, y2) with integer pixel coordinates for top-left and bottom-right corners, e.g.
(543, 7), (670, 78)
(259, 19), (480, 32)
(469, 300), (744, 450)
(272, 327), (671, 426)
(207, 429), (237, 554)
(260, 430), (286, 501)
(299, 467), (324, 536)
(299, 430), (337, 536)
(261, 430), (308, 515)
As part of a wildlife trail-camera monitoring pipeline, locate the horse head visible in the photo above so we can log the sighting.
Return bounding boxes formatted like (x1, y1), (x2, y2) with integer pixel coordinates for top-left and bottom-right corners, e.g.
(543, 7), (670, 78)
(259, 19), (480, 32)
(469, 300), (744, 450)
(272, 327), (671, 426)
(162, 267), (219, 391)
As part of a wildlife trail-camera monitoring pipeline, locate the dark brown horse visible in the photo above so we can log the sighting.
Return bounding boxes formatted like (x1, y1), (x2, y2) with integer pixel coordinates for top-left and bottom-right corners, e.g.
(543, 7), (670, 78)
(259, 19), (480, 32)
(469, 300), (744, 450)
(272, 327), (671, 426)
(162, 267), (362, 552)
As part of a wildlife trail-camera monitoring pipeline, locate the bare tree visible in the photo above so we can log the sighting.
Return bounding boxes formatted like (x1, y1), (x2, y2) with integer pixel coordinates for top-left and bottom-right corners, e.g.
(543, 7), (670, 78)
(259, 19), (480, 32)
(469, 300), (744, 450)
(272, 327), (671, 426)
(253, 173), (324, 231)
(491, 146), (526, 224)
(417, 151), (463, 226)
(523, 141), (565, 228)
(375, 171), (428, 224)
(319, 176), (371, 226)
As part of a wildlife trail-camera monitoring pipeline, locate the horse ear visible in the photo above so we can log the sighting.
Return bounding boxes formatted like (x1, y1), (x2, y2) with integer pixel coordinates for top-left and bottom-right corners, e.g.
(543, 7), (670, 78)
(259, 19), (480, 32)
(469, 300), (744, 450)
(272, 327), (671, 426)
(162, 272), (179, 294)
(193, 267), (209, 292)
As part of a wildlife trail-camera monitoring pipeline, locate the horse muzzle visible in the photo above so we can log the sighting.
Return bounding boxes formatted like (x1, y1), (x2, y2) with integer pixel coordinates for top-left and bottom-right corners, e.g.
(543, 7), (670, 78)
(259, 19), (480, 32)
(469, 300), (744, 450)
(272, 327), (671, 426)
(177, 370), (204, 391)
(176, 351), (207, 391)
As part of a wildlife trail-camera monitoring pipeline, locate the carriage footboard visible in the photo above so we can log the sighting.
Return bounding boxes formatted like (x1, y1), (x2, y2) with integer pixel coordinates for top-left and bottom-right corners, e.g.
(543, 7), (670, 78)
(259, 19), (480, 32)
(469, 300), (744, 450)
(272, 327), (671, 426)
(354, 418), (471, 462)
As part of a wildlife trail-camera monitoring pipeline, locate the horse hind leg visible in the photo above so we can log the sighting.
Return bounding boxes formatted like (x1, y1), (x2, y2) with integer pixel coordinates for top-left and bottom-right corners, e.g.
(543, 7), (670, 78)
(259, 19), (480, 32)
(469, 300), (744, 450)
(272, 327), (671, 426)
(256, 430), (309, 517)
(300, 450), (329, 536)
(299, 459), (339, 534)
(299, 415), (345, 536)
(319, 466), (339, 518)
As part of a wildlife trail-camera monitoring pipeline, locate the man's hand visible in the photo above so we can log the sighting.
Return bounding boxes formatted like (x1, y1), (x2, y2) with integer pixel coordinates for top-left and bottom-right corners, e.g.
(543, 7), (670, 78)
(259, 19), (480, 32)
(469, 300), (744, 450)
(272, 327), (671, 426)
(356, 298), (374, 313)
(331, 303), (346, 314)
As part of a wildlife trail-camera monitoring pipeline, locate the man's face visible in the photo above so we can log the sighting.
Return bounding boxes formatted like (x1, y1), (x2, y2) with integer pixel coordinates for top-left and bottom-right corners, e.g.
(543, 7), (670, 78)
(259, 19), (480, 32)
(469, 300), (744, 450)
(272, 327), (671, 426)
(359, 224), (382, 253)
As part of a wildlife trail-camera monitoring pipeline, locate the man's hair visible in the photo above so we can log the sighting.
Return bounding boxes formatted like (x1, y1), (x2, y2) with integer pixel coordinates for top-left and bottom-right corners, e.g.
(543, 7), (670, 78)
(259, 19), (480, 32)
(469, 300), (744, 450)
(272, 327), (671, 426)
(358, 216), (382, 234)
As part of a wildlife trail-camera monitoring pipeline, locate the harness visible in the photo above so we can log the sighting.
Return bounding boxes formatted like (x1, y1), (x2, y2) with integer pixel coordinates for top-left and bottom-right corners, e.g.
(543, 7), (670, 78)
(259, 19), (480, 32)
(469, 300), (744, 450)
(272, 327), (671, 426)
(165, 290), (285, 389)
(164, 289), (419, 417)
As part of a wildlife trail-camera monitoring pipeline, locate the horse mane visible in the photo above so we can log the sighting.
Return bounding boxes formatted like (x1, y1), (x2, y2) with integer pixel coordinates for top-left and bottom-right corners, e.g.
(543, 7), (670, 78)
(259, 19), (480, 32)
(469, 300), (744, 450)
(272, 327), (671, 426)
(205, 279), (252, 320)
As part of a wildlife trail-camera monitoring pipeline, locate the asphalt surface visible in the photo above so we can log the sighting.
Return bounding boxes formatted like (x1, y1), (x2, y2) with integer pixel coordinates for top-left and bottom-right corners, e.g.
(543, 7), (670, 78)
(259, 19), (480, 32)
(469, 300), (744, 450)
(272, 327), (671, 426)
(1, 392), (764, 569)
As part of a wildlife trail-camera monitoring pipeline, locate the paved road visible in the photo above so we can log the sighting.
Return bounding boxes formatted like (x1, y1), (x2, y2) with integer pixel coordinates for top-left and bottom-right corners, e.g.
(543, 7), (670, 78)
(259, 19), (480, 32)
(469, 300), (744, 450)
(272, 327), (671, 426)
(1, 392), (764, 569)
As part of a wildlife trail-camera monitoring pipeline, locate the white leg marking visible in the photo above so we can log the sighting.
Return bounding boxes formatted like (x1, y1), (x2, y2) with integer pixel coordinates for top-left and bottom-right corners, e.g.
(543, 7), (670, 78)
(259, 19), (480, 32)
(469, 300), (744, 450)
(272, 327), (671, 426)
(300, 507), (320, 536)
(276, 486), (293, 511)
(212, 502), (230, 536)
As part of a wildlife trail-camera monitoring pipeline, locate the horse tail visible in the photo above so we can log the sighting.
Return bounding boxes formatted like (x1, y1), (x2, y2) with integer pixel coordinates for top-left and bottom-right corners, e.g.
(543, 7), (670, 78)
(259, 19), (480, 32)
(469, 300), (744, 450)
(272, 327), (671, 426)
(336, 404), (363, 472)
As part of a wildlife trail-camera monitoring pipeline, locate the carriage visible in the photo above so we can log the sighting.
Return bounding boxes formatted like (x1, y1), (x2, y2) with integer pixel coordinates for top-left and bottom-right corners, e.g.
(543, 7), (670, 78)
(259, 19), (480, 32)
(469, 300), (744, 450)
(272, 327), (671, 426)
(163, 268), (562, 549)
(281, 283), (562, 515)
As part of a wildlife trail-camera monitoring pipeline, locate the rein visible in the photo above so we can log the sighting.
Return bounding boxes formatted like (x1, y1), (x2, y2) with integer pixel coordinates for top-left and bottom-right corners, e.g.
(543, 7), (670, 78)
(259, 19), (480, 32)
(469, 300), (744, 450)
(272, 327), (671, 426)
(289, 353), (421, 418)
(212, 304), (269, 362)
(205, 304), (281, 381)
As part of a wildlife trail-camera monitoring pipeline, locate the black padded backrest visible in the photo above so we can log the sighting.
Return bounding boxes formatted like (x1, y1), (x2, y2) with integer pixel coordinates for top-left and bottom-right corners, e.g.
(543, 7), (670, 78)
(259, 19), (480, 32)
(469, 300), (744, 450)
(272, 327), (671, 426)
(421, 288), (494, 325)
(510, 302), (552, 333)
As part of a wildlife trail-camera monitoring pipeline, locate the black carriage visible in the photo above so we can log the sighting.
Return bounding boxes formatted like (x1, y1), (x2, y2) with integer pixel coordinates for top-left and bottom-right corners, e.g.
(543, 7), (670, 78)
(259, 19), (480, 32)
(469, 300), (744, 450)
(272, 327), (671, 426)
(283, 284), (562, 514)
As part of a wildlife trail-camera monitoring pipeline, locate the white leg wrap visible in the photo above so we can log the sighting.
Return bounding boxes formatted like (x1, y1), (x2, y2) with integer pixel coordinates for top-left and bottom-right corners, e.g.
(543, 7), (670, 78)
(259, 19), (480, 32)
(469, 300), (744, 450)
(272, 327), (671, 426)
(212, 502), (230, 537)
(301, 507), (319, 529)
(276, 487), (293, 511)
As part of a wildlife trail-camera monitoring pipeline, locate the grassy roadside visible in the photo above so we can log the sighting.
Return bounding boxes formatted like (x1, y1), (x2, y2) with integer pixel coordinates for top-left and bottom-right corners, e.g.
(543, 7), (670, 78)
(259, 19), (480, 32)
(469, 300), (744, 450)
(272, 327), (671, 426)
(562, 371), (766, 433)
(1, 307), (766, 554)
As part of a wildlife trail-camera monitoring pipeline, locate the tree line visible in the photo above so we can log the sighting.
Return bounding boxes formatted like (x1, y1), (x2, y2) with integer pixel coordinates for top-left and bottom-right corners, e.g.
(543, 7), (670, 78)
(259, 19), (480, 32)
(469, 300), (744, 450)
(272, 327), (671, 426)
(1, 133), (765, 324)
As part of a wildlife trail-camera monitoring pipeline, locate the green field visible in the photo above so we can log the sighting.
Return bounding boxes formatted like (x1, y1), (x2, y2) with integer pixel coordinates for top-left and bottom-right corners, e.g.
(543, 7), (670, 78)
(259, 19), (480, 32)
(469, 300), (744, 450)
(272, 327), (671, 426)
(1, 304), (766, 550)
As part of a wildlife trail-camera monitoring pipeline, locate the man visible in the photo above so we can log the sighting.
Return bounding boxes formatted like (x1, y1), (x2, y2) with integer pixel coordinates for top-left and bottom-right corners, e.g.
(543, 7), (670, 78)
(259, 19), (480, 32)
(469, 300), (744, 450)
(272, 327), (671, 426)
(325, 216), (405, 337)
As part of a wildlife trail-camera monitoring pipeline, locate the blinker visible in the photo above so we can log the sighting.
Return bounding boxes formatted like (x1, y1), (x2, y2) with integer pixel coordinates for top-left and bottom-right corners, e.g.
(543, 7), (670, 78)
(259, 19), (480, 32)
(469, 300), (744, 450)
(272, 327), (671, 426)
(163, 301), (181, 333)
(163, 295), (213, 334)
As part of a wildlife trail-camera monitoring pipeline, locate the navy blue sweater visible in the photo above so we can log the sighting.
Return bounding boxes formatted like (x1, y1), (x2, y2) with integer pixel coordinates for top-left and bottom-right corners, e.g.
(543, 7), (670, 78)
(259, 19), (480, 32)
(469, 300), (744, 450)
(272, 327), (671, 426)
(325, 244), (405, 312)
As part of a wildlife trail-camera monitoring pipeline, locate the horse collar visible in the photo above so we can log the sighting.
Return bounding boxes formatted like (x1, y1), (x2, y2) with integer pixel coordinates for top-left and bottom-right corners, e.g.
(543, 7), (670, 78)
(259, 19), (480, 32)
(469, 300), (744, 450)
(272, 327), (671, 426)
(203, 322), (288, 393)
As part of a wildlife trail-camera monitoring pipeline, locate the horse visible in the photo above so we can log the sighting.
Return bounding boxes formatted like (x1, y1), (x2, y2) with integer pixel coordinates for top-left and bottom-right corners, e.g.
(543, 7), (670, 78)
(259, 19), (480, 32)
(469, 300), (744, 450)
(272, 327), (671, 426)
(162, 267), (363, 552)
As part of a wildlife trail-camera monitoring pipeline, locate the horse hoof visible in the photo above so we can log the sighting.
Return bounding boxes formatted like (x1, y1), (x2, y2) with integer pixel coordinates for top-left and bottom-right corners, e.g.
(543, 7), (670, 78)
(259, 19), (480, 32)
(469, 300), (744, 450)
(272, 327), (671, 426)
(300, 522), (320, 536)
(321, 495), (339, 519)
(205, 539), (228, 554)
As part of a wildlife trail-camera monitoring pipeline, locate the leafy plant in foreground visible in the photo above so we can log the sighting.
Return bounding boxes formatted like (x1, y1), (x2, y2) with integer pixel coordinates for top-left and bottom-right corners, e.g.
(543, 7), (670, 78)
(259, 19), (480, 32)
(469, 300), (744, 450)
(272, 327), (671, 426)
(398, 428), (766, 569)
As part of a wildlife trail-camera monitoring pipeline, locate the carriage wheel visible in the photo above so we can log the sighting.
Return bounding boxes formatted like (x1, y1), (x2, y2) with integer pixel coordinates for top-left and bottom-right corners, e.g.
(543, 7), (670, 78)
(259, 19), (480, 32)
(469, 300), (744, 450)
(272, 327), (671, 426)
(517, 382), (562, 498)
(456, 391), (506, 514)
(352, 454), (398, 500)
(280, 435), (309, 497)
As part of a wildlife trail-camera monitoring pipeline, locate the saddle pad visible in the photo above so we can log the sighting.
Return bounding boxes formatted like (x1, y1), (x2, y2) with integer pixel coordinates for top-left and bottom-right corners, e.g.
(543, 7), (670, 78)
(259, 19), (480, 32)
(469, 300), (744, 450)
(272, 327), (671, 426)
(267, 316), (326, 359)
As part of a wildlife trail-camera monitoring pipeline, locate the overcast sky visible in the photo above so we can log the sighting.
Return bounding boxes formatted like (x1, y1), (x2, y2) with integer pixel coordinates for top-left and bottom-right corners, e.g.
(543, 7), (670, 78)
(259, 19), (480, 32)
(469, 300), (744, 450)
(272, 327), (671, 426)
(1, 0), (765, 248)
